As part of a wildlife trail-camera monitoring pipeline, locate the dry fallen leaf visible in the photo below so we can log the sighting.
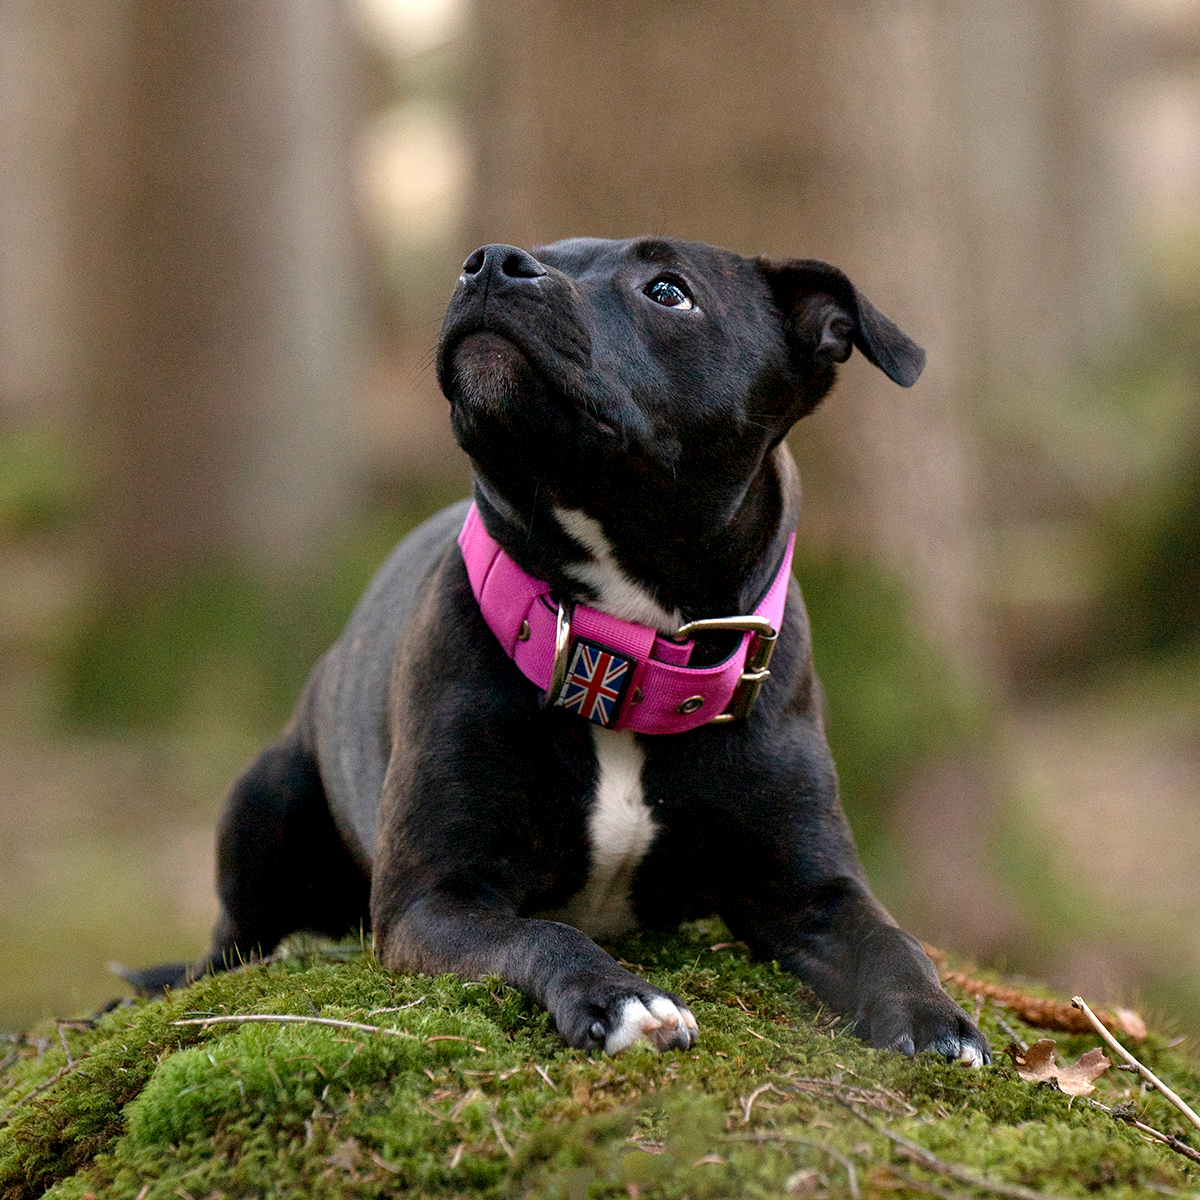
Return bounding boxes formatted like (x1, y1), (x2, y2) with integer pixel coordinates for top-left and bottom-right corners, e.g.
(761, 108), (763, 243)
(1054, 1048), (1112, 1096)
(1006, 1038), (1111, 1096)
(1008, 1037), (1058, 1081)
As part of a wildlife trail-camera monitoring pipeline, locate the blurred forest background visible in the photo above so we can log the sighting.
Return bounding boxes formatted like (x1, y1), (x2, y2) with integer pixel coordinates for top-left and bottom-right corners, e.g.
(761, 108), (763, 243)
(3, 0), (1200, 1038)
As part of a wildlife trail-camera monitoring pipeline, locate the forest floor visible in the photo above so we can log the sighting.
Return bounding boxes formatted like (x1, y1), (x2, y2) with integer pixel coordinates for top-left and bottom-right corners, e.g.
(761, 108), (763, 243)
(3, 929), (1200, 1200)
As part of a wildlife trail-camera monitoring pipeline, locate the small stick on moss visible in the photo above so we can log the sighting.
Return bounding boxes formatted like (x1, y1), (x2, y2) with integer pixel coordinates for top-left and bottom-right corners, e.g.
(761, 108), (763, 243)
(531, 1062), (557, 1090)
(1071, 996), (1200, 1136)
(993, 1017), (1028, 1053)
(744, 1027), (781, 1048)
(883, 1164), (977, 1199)
(55, 1025), (74, 1068)
(835, 1096), (1069, 1200)
(369, 1150), (403, 1174)
(724, 1132), (860, 1200)
(171, 1014), (416, 1038)
(1092, 1100), (1200, 1165)
(0, 1061), (81, 1120)
(741, 1081), (788, 1123)
(490, 1116), (515, 1158)
(173, 1015), (493, 1054)
(366, 997), (425, 1016)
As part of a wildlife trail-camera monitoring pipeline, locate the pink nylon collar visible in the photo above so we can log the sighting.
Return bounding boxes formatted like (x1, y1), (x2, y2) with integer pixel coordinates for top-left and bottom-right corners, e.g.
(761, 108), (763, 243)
(457, 502), (794, 734)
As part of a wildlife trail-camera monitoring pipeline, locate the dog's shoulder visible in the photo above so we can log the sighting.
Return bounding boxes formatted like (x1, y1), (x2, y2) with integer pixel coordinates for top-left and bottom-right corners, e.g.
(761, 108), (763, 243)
(305, 500), (473, 838)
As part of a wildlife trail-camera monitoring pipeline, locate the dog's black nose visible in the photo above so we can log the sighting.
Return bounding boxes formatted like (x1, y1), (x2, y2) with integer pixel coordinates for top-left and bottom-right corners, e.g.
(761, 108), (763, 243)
(461, 244), (546, 282)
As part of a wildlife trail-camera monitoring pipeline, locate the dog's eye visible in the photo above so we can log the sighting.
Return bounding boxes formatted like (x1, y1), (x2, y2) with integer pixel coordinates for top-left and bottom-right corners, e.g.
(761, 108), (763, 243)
(643, 277), (694, 310)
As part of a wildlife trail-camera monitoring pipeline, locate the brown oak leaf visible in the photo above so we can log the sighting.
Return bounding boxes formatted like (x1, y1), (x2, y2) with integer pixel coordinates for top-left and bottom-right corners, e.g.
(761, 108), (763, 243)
(1006, 1038), (1111, 1096)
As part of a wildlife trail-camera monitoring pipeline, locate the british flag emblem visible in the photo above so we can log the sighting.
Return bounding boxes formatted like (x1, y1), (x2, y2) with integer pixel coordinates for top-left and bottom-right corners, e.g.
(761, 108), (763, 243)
(554, 641), (632, 726)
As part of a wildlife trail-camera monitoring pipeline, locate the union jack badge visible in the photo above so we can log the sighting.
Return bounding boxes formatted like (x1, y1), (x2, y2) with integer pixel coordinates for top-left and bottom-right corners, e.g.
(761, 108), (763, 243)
(554, 641), (632, 726)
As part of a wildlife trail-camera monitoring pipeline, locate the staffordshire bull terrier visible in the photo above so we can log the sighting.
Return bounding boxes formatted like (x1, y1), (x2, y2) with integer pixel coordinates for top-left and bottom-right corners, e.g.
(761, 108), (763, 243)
(130, 236), (990, 1065)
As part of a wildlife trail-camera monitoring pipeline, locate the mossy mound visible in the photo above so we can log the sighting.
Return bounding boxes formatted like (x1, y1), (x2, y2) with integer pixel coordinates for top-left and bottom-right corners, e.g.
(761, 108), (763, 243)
(2, 922), (1197, 1199)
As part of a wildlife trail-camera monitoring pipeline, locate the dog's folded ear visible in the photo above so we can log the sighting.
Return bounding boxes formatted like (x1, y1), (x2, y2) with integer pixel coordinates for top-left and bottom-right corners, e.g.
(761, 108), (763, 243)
(756, 258), (925, 388)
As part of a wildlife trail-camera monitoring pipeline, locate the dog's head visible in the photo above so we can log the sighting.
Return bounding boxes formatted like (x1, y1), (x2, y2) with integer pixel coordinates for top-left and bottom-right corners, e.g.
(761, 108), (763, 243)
(436, 236), (923, 615)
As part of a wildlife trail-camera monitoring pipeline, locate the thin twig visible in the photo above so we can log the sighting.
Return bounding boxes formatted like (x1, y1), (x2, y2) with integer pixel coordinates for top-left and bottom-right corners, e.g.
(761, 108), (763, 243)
(172, 1014), (491, 1054)
(532, 1062), (558, 1090)
(786, 1075), (918, 1117)
(171, 1014), (415, 1038)
(1128, 1122), (1200, 1165)
(0, 1062), (80, 1121)
(1072, 997), (1200, 1135)
(369, 1150), (403, 1174)
(883, 1164), (977, 1199)
(490, 1116), (515, 1159)
(993, 1017), (1028, 1053)
(741, 1081), (787, 1123)
(366, 997), (425, 1016)
(1090, 1099), (1200, 1165)
(835, 1095), (1069, 1200)
(724, 1132), (860, 1200)
(56, 1025), (74, 1068)
(744, 1027), (781, 1048)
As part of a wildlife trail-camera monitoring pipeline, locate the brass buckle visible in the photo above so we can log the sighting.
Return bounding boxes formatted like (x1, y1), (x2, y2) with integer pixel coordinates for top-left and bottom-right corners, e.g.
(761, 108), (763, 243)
(546, 601), (574, 703)
(671, 614), (778, 724)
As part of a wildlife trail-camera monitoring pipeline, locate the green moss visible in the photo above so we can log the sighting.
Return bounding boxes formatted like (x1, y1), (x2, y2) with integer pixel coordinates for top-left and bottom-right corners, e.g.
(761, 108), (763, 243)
(2, 925), (1197, 1199)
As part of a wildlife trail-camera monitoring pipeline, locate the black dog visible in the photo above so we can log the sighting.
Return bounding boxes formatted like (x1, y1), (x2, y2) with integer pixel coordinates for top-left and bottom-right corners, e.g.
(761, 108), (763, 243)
(133, 236), (989, 1065)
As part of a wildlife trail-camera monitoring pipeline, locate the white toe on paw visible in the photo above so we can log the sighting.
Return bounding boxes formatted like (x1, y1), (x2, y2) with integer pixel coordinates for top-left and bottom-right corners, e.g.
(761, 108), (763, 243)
(645, 996), (697, 1051)
(960, 1042), (985, 1068)
(648, 996), (680, 1029)
(604, 997), (699, 1054)
(604, 998), (660, 1055)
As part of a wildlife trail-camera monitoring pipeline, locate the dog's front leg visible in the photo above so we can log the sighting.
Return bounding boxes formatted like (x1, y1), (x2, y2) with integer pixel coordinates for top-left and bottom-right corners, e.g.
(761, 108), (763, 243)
(373, 893), (697, 1054)
(730, 875), (990, 1065)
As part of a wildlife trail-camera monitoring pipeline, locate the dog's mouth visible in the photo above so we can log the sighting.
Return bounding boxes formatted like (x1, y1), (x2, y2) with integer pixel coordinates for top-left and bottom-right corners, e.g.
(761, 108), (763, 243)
(446, 330), (618, 438)
(448, 331), (534, 412)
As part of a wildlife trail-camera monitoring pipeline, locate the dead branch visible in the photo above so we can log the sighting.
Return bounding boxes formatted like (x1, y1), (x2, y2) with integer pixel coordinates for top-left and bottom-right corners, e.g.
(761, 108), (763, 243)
(724, 1131), (860, 1200)
(1072, 997), (1200, 1136)
(1092, 1100), (1200, 1166)
(740, 1080), (789, 1123)
(0, 1062), (80, 1122)
(941, 970), (1138, 1039)
(835, 1094), (1070, 1200)
(172, 1014), (416, 1037)
(531, 1062), (557, 1090)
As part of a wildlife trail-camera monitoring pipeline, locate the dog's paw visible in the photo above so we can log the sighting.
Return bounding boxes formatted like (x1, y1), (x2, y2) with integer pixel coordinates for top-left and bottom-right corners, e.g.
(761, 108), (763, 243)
(558, 981), (698, 1054)
(854, 988), (991, 1066)
(600, 994), (699, 1054)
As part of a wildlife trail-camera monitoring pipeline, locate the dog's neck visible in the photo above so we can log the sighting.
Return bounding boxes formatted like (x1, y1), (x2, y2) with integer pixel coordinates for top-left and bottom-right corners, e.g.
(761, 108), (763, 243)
(473, 444), (799, 631)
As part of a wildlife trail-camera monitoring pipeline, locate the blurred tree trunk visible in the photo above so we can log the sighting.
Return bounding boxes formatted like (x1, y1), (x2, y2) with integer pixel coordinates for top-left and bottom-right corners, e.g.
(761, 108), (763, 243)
(0, 1), (83, 421)
(75, 0), (365, 591)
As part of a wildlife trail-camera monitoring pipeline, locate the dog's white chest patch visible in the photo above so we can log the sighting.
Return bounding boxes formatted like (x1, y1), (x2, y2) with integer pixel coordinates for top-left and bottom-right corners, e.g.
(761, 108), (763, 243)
(553, 507), (682, 632)
(548, 726), (657, 938)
